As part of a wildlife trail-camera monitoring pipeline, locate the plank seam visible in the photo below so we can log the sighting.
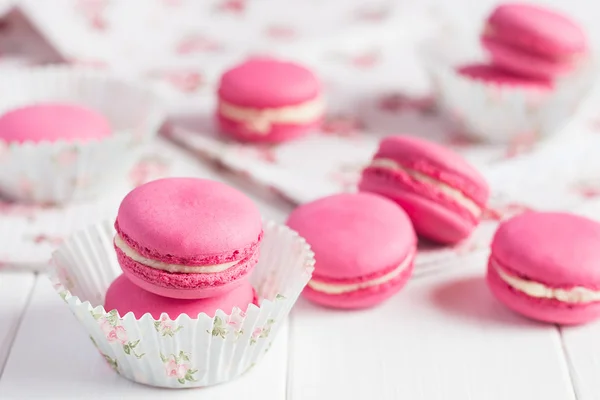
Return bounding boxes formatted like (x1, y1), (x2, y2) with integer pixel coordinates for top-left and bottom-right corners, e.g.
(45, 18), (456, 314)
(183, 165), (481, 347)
(0, 273), (38, 378)
(558, 325), (581, 400)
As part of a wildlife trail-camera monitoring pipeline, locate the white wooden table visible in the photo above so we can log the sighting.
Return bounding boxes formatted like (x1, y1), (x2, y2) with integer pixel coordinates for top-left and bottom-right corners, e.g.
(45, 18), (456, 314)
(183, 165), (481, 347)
(0, 139), (598, 400)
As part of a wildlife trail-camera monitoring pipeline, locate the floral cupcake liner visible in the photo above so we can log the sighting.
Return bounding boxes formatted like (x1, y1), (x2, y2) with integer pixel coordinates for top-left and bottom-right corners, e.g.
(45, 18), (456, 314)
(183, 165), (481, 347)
(420, 35), (596, 144)
(50, 219), (314, 389)
(0, 66), (165, 204)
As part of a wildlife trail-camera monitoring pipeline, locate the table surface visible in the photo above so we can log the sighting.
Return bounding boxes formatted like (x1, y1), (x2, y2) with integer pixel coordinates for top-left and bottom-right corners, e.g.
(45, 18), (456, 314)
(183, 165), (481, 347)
(0, 139), (598, 400)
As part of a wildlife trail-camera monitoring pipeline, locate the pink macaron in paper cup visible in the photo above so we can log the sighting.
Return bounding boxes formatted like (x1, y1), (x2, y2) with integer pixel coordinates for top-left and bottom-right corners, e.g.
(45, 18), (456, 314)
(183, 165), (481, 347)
(50, 219), (314, 389)
(420, 33), (596, 144)
(0, 66), (165, 204)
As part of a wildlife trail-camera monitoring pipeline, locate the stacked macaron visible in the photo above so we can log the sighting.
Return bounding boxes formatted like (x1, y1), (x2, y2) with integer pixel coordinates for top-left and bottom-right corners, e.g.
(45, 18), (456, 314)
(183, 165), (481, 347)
(105, 177), (263, 319)
(287, 135), (489, 309)
(459, 4), (588, 90)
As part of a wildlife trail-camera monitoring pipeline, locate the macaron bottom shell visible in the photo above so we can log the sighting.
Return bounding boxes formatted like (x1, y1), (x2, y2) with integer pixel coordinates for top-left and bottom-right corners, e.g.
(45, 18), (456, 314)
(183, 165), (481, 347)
(486, 261), (600, 325)
(116, 246), (260, 299)
(302, 261), (414, 310)
(482, 36), (575, 80)
(217, 113), (322, 143)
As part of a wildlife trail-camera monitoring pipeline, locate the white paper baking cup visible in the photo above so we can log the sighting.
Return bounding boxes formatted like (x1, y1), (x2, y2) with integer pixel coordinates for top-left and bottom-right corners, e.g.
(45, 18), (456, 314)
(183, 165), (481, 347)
(0, 66), (165, 204)
(50, 219), (314, 389)
(420, 35), (596, 144)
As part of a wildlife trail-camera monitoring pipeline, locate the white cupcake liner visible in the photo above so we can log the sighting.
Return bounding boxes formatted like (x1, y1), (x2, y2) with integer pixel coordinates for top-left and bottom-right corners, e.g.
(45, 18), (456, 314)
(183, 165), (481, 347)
(420, 36), (597, 144)
(0, 66), (166, 204)
(50, 219), (314, 389)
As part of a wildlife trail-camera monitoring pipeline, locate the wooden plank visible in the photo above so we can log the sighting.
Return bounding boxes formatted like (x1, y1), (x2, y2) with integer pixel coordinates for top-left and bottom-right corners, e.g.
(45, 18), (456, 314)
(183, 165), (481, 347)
(0, 271), (36, 372)
(288, 256), (576, 400)
(0, 274), (288, 399)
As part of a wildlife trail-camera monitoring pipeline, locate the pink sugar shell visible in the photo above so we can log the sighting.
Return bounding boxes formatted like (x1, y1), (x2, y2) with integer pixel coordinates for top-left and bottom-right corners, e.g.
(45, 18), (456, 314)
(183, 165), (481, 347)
(486, 3), (587, 57)
(457, 63), (553, 91)
(115, 178), (263, 299)
(487, 212), (600, 325)
(286, 192), (416, 309)
(359, 135), (489, 244)
(218, 57), (320, 108)
(105, 274), (258, 319)
(0, 102), (112, 144)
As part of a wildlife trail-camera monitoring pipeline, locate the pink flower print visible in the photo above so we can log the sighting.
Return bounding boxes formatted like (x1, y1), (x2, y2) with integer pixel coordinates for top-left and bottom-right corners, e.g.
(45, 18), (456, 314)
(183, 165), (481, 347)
(154, 314), (183, 337)
(227, 308), (246, 329)
(252, 327), (263, 340)
(152, 70), (204, 93)
(215, 0), (246, 14)
(482, 203), (534, 221)
(377, 93), (436, 114)
(18, 177), (34, 199)
(445, 130), (473, 149)
(354, 5), (391, 22)
(264, 25), (297, 40)
(350, 50), (380, 69)
(55, 147), (79, 167)
(504, 131), (538, 159)
(175, 34), (223, 55)
(571, 182), (600, 199)
(165, 359), (190, 379)
(321, 114), (364, 137)
(30, 234), (64, 246)
(328, 163), (363, 192)
(129, 155), (170, 187)
(160, 352), (198, 384)
(100, 319), (128, 345)
(76, 0), (109, 31)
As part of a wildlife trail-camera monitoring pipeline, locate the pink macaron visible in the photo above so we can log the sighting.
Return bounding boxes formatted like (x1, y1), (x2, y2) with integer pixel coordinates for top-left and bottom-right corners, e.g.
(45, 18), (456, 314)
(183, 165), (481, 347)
(114, 178), (263, 299)
(481, 3), (588, 79)
(487, 212), (600, 325)
(358, 135), (489, 245)
(216, 57), (324, 143)
(0, 102), (111, 144)
(105, 274), (258, 319)
(457, 63), (553, 92)
(286, 193), (416, 309)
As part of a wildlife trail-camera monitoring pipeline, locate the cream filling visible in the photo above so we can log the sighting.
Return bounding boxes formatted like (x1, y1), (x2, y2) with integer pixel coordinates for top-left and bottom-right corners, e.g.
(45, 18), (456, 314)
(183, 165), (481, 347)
(493, 260), (600, 304)
(369, 158), (482, 217)
(114, 235), (238, 274)
(307, 251), (414, 295)
(218, 97), (324, 134)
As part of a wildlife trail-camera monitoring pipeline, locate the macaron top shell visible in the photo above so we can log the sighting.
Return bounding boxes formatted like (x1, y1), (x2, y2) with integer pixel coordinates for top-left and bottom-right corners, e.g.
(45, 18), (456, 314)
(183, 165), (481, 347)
(374, 135), (489, 205)
(487, 3), (587, 56)
(457, 63), (553, 90)
(116, 178), (262, 264)
(491, 212), (600, 288)
(105, 274), (256, 319)
(286, 193), (416, 280)
(0, 102), (112, 144)
(218, 58), (321, 108)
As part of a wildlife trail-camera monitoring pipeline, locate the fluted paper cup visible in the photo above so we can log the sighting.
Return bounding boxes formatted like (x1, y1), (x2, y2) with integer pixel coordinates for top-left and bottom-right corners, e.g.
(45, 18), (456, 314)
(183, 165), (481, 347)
(50, 220), (314, 389)
(0, 66), (165, 204)
(420, 35), (596, 144)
